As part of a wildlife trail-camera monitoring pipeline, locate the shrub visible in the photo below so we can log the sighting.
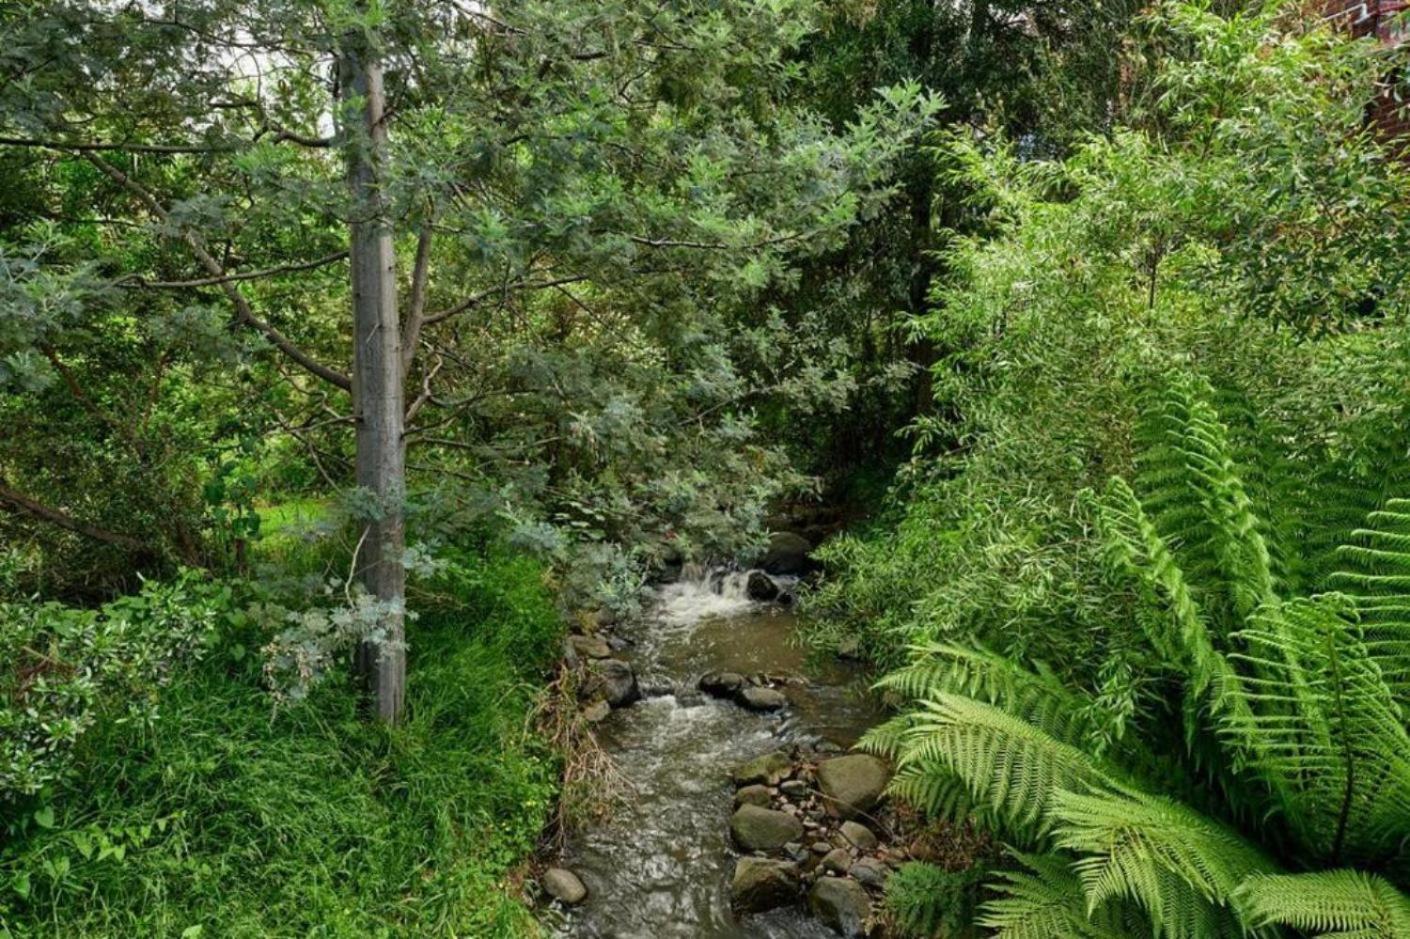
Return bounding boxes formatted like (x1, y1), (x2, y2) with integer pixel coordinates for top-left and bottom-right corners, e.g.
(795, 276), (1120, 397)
(0, 543), (563, 937)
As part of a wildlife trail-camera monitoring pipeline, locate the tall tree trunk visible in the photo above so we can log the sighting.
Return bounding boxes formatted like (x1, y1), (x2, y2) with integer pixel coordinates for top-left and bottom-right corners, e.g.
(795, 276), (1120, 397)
(339, 27), (406, 724)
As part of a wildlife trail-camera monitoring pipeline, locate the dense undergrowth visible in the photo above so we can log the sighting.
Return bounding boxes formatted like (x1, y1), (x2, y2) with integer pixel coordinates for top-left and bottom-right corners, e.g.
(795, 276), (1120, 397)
(0, 539), (563, 938)
(803, 5), (1410, 936)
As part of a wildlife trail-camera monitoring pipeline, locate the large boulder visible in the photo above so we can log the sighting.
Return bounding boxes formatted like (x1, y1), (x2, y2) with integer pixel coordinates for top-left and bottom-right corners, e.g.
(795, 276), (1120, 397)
(730, 804), (804, 852)
(809, 877), (871, 936)
(731, 857), (800, 913)
(759, 531), (813, 576)
(816, 754), (889, 820)
(584, 658), (639, 708)
(542, 867), (588, 905)
(746, 570), (780, 601)
(733, 750), (792, 786)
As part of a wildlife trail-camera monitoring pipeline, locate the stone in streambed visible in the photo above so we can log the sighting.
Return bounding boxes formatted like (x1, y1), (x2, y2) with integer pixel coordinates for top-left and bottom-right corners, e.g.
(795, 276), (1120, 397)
(760, 531), (813, 576)
(738, 686), (788, 711)
(731, 804), (804, 852)
(731, 857), (800, 913)
(733, 750), (792, 786)
(820, 847), (851, 874)
(838, 821), (877, 851)
(570, 634), (612, 659)
(809, 876), (871, 937)
(780, 779), (809, 798)
(542, 867), (588, 905)
(849, 857), (890, 888)
(816, 754), (889, 819)
(700, 671), (746, 699)
(582, 699), (611, 723)
(746, 570), (779, 601)
(735, 784), (772, 807)
(583, 658), (639, 708)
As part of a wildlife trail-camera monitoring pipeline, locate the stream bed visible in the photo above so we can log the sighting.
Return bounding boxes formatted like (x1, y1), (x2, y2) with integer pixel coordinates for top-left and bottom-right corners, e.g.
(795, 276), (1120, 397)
(549, 571), (884, 938)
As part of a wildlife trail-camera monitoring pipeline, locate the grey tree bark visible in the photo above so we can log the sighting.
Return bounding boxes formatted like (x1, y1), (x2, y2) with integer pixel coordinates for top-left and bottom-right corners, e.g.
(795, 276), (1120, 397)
(339, 28), (406, 724)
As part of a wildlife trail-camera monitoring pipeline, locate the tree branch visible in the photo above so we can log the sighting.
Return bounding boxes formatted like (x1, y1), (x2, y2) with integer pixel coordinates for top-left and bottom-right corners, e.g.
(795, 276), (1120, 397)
(0, 478), (151, 554)
(118, 251), (348, 289)
(84, 154), (352, 391)
(401, 225), (434, 376)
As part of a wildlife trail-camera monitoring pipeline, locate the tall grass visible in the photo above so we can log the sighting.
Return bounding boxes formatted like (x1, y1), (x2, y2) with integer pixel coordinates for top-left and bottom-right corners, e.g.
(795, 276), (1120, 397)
(0, 544), (563, 938)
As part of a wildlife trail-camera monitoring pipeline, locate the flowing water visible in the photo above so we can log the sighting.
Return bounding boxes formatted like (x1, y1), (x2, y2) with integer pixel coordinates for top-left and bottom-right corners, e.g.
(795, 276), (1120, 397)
(550, 569), (883, 938)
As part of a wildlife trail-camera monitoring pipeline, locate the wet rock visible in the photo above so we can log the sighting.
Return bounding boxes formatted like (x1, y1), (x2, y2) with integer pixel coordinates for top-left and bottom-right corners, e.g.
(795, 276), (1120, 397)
(746, 570), (780, 601)
(816, 754), (889, 819)
(738, 686), (788, 712)
(607, 635), (633, 652)
(821, 848), (851, 873)
(760, 531), (813, 576)
(811, 841), (832, 854)
(735, 785), (772, 807)
(570, 634), (612, 660)
(582, 700), (611, 723)
(850, 857), (889, 889)
(809, 876), (871, 936)
(784, 841), (810, 863)
(731, 857), (800, 914)
(733, 750), (792, 786)
(700, 671), (746, 699)
(584, 658), (640, 708)
(780, 779), (809, 798)
(731, 805), (804, 852)
(542, 867), (588, 905)
(839, 821), (878, 851)
(639, 677), (676, 698)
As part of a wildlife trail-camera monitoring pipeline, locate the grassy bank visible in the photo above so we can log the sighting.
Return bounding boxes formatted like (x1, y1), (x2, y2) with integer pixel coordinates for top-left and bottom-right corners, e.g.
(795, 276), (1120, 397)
(0, 545), (564, 938)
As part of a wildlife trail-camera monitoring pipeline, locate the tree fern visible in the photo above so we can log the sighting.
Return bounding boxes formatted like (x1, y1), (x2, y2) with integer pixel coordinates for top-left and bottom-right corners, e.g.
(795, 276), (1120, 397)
(979, 852), (1140, 939)
(891, 694), (1120, 839)
(1333, 500), (1410, 702)
(877, 642), (1106, 748)
(1224, 595), (1410, 865)
(879, 376), (1410, 937)
(1236, 870), (1410, 939)
(1051, 789), (1277, 939)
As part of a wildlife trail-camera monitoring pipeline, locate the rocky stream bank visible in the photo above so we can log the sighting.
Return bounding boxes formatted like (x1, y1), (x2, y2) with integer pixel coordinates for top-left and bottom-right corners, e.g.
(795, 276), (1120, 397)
(533, 531), (930, 938)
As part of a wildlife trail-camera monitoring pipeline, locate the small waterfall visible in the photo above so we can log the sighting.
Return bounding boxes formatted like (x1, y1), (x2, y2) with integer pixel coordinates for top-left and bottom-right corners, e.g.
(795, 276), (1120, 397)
(655, 564), (790, 629)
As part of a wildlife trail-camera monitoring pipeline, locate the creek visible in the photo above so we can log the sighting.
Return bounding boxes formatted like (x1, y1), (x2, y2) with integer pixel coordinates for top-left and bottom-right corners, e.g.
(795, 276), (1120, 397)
(550, 568), (884, 938)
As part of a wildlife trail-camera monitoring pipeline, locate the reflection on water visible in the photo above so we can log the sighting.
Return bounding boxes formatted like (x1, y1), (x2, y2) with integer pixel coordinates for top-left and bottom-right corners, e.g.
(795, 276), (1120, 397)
(552, 572), (883, 938)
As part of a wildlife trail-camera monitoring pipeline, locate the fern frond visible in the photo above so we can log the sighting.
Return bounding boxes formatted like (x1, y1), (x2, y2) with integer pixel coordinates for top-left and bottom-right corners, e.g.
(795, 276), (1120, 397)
(1132, 377), (1278, 618)
(1235, 870), (1410, 938)
(895, 694), (1118, 841)
(1333, 499), (1410, 701)
(979, 852), (1138, 939)
(1052, 788), (1278, 939)
(1226, 594), (1410, 864)
(876, 643), (1100, 746)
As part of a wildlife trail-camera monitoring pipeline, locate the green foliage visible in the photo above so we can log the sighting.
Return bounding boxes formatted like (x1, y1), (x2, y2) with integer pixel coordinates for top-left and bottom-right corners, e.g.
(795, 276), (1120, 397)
(0, 543), (562, 937)
(867, 380), (1410, 937)
(884, 860), (990, 938)
(0, 574), (225, 800)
